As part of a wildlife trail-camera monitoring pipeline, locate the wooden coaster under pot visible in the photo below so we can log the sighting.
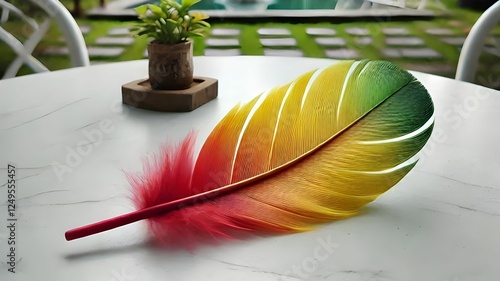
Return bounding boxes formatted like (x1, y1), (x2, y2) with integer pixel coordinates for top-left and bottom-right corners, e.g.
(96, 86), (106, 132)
(122, 77), (218, 112)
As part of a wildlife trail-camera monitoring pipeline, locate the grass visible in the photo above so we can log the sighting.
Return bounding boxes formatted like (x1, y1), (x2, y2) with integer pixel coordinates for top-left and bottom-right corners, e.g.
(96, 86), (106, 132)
(2, 0), (499, 88)
(60, 0), (103, 14)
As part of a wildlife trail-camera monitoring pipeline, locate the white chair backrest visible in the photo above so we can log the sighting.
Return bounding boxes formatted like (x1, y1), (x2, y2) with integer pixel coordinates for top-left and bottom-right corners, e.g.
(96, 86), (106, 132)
(456, 1), (500, 83)
(0, 0), (89, 79)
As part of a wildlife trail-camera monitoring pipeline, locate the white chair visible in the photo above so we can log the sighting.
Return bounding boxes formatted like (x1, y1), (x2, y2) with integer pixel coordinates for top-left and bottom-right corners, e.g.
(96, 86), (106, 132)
(0, 0), (89, 79)
(456, 1), (500, 83)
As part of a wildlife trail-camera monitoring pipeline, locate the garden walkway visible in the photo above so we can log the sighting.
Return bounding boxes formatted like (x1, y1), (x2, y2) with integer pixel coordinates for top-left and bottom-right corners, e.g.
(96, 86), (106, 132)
(36, 19), (500, 89)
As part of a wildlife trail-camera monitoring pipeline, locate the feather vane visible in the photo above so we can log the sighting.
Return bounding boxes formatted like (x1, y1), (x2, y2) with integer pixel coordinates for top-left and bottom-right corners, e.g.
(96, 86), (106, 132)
(65, 60), (434, 247)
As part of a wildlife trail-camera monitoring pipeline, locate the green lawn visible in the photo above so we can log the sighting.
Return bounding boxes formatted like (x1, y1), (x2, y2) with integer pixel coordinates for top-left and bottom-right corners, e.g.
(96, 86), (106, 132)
(2, 0), (499, 88)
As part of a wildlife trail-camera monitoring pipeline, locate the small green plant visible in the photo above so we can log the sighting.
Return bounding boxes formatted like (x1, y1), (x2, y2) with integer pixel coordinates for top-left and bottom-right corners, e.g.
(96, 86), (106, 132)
(131, 0), (211, 44)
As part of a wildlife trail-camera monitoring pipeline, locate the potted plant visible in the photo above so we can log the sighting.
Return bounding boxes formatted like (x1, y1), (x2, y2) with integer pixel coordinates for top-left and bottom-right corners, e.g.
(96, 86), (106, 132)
(132, 0), (211, 90)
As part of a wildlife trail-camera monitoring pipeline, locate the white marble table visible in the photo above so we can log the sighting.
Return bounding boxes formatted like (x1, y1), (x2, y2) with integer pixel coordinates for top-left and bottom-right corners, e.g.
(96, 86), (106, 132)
(0, 56), (499, 281)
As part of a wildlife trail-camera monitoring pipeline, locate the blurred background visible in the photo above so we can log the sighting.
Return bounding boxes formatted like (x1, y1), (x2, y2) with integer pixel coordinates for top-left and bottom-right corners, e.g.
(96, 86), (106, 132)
(1, 0), (499, 88)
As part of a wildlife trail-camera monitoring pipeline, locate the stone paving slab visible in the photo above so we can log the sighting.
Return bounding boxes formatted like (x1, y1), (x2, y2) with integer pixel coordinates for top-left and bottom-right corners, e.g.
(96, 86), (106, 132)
(79, 25), (91, 35)
(258, 28), (291, 36)
(386, 37), (425, 46)
(205, 38), (240, 47)
(314, 37), (346, 47)
(345, 27), (370, 36)
(211, 28), (241, 37)
(108, 27), (131, 36)
(400, 48), (442, 59)
(43, 46), (125, 57)
(425, 28), (454, 36)
(383, 27), (409, 36)
(355, 37), (373, 46)
(42, 46), (70, 56)
(264, 49), (304, 57)
(205, 48), (242, 56)
(306, 27), (336, 36)
(404, 63), (454, 74)
(325, 49), (360, 59)
(95, 36), (135, 45)
(448, 20), (466, 28)
(260, 38), (297, 47)
(382, 48), (402, 58)
(88, 47), (125, 57)
(440, 37), (466, 46)
(382, 48), (442, 59)
(57, 36), (66, 43)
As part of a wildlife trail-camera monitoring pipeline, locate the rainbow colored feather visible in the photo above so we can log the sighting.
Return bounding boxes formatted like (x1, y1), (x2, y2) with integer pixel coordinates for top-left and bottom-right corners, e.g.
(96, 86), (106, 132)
(65, 60), (434, 248)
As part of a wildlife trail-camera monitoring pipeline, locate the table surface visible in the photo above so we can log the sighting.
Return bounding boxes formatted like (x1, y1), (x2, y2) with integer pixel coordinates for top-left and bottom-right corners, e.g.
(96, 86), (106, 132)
(0, 56), (499, 281)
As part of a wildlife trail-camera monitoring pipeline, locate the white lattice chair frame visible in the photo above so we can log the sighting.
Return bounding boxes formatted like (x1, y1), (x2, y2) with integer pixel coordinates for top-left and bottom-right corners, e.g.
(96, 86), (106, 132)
(456, 1), (500, 83)
(0, 0), (89, 79)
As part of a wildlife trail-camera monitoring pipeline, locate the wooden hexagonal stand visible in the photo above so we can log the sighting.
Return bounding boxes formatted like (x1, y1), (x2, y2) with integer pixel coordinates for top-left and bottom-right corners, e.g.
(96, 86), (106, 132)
(121, 77), (218, 112)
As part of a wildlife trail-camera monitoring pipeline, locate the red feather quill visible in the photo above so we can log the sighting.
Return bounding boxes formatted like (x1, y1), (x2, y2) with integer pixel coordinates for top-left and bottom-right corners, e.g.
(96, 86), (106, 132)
(65, 60), (434, 248)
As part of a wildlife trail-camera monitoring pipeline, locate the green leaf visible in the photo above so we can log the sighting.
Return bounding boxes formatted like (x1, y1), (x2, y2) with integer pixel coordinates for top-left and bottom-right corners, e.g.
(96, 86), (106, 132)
(149, 4), (167, 18)
(137, 29), (152, 36)
(166, 18), (178, 25)
(159, 2), (169, 14)
(178, 0), (199, 14)
(197, 21), (211, 28)
(186, 32), (203, 38)
(166, 0), (182, 10)
(182, 0), (201, 8)
(134, 5), (148, 15)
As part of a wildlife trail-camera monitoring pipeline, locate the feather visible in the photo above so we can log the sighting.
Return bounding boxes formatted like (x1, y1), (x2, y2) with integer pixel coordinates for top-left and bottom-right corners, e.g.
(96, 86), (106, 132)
(65, 60), (434, 248)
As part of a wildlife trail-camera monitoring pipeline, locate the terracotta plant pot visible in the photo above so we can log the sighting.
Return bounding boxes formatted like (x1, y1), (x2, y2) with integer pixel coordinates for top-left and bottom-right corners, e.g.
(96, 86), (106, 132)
(148, 41), (194, 90)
